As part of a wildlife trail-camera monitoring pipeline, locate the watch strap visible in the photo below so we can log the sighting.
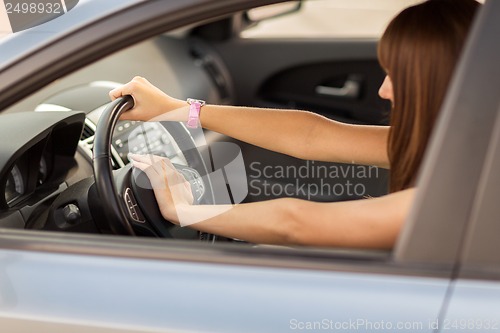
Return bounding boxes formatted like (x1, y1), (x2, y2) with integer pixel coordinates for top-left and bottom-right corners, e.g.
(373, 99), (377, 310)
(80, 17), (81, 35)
(186, 98), (205, 129)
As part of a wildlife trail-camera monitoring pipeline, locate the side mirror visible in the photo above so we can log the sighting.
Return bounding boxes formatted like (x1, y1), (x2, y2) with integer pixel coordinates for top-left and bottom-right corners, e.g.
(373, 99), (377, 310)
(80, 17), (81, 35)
(246, 1), (302, 23)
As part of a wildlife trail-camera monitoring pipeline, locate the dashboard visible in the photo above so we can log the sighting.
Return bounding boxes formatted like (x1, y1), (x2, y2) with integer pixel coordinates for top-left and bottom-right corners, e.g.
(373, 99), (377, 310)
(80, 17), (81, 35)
(0, 111), (84, 215)
(0, 105), (198, 232)
(5, 144), (52, 206)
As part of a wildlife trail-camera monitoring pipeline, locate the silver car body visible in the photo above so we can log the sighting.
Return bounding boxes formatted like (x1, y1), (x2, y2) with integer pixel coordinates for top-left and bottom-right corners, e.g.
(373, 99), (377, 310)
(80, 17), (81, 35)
(0, 0), (499, 332)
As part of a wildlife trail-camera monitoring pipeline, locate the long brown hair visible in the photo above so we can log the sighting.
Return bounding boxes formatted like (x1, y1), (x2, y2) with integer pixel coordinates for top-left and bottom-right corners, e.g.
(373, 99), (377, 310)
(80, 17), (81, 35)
(378, 0), (479, 192)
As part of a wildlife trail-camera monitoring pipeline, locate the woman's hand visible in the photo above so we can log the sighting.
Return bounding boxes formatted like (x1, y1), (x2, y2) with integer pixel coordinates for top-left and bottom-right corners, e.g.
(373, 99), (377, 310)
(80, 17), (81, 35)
(109, 76), (187, 122)
(128, 154), (193, 224)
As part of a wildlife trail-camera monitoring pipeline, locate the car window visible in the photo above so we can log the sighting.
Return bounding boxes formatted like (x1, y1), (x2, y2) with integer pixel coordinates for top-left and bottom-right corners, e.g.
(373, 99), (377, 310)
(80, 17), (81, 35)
(242, 0), (425, 39)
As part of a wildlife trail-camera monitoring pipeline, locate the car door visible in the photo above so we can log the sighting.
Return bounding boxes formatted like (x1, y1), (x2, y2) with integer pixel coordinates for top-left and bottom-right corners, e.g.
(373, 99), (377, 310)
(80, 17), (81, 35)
(0, 233), (450, 333)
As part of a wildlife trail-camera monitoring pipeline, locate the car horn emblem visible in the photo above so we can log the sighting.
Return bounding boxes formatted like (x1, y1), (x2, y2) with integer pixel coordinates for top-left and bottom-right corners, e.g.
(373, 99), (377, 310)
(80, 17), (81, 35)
(1, 0), (79, 33)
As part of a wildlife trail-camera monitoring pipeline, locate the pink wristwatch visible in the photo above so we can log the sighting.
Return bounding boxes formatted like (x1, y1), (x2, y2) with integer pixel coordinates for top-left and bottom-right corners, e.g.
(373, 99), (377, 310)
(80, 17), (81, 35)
(186, 98), (206, 128)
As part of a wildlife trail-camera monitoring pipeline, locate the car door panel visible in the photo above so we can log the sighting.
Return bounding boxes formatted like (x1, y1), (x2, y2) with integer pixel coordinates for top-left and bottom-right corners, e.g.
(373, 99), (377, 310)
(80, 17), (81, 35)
(0, 246), (449, 333)
(211, 39), (389, 123)
(257, 59), (388, 124)
(205, 39), (389, 202)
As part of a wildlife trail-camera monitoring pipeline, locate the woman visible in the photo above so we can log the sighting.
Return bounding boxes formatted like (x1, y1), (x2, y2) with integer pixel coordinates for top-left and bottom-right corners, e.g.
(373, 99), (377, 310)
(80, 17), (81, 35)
(110, 0), (479, 249)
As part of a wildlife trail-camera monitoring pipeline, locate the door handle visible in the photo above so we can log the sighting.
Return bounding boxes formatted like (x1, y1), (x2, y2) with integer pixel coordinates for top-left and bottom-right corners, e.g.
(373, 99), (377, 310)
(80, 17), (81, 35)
(315, 75), (362, 99)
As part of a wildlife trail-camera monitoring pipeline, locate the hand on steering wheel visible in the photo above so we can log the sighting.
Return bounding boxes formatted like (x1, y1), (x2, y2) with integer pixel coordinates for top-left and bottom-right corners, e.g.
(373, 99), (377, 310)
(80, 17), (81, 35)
(129, 153), (193, 224)
(92, 95), (215, 241)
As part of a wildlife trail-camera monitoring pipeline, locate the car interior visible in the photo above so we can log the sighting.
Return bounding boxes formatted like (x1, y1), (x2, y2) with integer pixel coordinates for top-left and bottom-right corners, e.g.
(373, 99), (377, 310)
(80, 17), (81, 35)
(0, 1), (415, 248)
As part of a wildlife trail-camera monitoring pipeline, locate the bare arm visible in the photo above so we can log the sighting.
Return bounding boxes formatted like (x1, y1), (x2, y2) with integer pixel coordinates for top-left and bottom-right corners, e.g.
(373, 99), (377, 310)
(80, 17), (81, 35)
(131, 154), (413, 249)
(111, 77), (390, 168)
(189, 188), (413, 249)
(200, 105), (390, 168)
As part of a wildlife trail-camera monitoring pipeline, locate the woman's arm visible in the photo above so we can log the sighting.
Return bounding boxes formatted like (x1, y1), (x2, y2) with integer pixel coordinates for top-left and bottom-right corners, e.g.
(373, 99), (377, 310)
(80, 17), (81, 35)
(187, 189), (413, 250)
(130, 154), (413, 249)
(200, 105), (390, 168)
(111, 77), (390, 168)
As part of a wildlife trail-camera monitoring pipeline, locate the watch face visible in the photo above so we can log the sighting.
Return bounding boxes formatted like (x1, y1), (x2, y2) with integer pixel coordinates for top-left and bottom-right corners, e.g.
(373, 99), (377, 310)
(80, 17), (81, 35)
(187, 98), (206, 106)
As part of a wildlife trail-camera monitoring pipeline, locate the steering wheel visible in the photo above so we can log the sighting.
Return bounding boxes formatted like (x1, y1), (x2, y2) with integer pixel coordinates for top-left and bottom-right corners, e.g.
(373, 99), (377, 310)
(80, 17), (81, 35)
(92, 95), (215, 240)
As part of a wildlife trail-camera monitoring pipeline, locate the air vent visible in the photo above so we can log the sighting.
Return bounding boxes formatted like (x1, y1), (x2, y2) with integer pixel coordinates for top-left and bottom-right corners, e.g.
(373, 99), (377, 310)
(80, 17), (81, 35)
(80, 123), (95, 140)
(78, 118), (125, 170)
